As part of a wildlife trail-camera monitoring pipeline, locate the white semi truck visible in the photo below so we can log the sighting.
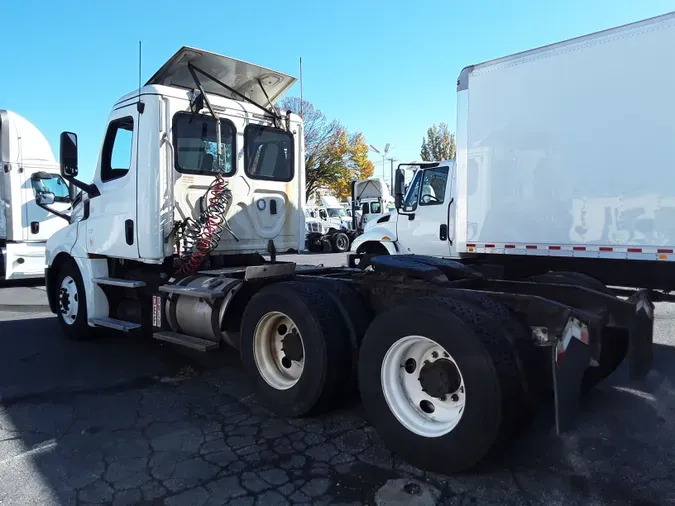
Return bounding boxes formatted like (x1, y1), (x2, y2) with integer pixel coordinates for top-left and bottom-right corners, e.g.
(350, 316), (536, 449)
(44, 44), (653, 475)
(352, 11), (675, 298)
(0, 110), (71, 280)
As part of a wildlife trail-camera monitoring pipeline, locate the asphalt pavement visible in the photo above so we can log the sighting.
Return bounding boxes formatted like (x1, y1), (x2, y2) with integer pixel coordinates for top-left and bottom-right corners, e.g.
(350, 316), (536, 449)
(0, 253), (673, 505)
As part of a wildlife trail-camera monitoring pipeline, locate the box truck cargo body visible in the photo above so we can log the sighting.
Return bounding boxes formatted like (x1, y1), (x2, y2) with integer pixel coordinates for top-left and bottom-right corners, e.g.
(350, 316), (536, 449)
(354, 11), (675, 291)
(457, 11), (675, 258)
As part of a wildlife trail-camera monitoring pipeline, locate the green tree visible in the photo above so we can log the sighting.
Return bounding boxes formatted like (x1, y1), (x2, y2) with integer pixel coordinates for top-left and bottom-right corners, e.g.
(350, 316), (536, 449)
(420, 123), (456, 161)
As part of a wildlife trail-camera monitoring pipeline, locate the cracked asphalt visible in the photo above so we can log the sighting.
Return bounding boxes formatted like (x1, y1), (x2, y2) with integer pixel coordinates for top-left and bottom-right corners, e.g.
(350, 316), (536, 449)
(0, 254), (674, 505)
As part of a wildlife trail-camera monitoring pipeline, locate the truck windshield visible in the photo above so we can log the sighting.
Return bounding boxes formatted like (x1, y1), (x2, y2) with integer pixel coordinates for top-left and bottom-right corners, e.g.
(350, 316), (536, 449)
(327, 208), (346, 218)
(31, 174), (70, 202)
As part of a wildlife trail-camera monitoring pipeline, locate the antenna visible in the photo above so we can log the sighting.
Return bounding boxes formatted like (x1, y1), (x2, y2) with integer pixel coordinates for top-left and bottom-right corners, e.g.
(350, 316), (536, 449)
(138, 40), (142, 98)
(136, 41), (145, 114)
(299, 56), (303, 118)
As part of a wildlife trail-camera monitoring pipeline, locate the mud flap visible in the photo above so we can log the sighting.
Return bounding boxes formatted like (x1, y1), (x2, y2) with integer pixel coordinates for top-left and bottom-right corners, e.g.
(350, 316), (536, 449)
(552, 318), (591, 435)
(626, 290), (654, 380)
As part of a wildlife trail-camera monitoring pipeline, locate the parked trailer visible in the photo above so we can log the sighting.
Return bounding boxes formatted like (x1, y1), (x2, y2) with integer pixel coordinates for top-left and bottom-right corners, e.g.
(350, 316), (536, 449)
(44, 45), (653, 475)
(0, 110), (71, 280)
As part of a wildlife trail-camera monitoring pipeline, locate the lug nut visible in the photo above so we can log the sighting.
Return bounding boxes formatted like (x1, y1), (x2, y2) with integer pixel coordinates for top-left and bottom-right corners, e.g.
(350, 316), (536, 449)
(451, 394), (459, 402)
(431, 351), (438, 359)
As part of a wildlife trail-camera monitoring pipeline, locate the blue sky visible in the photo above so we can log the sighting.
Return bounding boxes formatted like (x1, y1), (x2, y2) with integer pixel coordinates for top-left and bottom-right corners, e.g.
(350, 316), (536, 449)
(2, 0), (674, 182)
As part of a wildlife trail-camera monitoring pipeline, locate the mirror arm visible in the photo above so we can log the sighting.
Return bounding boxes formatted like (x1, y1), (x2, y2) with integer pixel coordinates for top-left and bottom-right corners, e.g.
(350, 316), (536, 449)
(36, 202), (71, 223)
(64, 176), (100, 198)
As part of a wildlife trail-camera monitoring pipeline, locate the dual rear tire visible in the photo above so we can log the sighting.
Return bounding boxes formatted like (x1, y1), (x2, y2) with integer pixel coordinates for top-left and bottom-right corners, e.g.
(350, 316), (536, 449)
(241, 282), (534, 474)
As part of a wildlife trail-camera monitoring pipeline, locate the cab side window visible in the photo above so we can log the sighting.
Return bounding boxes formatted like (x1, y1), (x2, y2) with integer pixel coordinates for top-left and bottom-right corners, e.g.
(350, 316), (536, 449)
(101, 117), (134, 183)
(419, 166), (449, 206)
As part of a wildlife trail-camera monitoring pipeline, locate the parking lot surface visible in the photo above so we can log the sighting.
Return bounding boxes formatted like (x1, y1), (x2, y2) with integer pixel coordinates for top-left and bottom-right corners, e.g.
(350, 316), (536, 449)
(0, 253), (673, 505)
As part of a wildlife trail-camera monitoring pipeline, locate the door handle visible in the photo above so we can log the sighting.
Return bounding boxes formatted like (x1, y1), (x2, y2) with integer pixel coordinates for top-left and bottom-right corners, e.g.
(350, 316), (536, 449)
(125, 220), (134, 245)
(439, 224), (447, 241)
(447, 197), (454, 245)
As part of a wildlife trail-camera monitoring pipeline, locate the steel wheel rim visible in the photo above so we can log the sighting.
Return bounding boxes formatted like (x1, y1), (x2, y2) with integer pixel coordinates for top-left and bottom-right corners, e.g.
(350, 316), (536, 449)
(381, 335), (466, 437)
(253, 311), (305, 390)
(336, 235), (348, 250)
(59, 275), (79, 325)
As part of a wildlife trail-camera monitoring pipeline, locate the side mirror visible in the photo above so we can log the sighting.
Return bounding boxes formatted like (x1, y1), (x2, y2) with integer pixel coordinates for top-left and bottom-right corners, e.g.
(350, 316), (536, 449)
(36, 192), (56, 206)
(60, 131), (79, 178)
(394, 168), (405, 209)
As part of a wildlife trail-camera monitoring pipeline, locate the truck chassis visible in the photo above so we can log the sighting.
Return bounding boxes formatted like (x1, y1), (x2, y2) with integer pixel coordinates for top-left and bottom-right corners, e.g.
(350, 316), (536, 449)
(45, 252), (654, 475)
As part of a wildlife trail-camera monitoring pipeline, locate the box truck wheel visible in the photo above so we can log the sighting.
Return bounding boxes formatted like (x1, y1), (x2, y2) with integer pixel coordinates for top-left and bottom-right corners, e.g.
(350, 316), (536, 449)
(358, 296), (526, 474)
(527, 271), (627, 392)
(240, 281), (351, 417)
(55, 261), (92, 341)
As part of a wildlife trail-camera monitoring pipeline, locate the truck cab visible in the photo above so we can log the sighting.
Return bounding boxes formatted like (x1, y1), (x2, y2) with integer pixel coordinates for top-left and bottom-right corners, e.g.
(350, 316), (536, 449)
(0, 110), (71, 279)
(45, 47), (305, 327)
(350, 161), (457, 258)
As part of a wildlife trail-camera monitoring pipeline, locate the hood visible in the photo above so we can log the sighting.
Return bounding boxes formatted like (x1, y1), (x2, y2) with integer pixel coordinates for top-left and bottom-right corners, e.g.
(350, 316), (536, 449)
(364, 210), (396, 231)
(146, 46), (297, 105)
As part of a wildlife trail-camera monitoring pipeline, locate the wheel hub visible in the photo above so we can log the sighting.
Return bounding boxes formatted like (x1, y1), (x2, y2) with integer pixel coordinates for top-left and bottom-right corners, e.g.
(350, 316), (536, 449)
(59, 287), (70, 313)
(418, 359), (461, 398)
(281, 330), (303, 362)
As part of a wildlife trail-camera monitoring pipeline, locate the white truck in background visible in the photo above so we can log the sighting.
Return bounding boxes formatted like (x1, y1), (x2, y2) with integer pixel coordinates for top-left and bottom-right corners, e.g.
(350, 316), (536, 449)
(350, 177), (395, 232)
(352, 10), (675, 296)
(42, 41), (655, 475)
(0, 110), (71, 280)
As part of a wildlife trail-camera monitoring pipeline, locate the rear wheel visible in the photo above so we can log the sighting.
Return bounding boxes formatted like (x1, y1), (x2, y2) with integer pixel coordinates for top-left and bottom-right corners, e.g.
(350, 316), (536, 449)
(527, 271), (628, 392)
(55, 261), (92, 341)
(358, 296), (526, 474)
(240, 281), (351, 417)
(331, 232), (350, 253)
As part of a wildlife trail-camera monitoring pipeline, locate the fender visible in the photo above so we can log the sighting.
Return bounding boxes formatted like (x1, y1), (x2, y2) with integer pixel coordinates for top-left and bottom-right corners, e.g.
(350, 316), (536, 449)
(46, 223), (110, 321)
(350, 224), (399, 255)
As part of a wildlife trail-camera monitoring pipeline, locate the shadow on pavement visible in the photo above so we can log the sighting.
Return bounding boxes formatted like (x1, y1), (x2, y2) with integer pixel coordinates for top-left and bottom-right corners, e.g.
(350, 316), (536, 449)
(0, 316), (673, 504)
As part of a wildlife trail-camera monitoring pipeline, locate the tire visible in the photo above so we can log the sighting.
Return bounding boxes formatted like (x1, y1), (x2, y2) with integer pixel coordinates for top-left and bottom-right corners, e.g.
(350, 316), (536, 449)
(240, 281), (351, 417)
(306, 233), (324, 253)
(354, 244), (390, 270)
(449, 291), (550, 402)
(527, 271), (627, 392)
(330, 232), (350, 253)
(54, 260), (92, 341)
(358, 295), (526, 474)
(299, 277), (372, 393)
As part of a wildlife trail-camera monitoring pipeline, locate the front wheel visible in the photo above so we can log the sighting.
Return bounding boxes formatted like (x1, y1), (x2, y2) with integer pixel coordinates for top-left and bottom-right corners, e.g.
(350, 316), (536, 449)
(55, 261), (92, 341)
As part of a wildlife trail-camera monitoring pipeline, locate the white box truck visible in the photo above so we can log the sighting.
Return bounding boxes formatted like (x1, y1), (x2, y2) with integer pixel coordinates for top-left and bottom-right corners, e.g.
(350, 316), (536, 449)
(0, 110), (71, 280)
(352, 10), (675, 294)
(43, 43), (654, 475)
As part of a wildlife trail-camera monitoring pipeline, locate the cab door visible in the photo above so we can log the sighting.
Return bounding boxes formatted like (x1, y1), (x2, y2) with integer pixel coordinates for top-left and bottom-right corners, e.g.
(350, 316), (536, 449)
(85, 107), (139, 258)
(396, 165), (452, 257)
